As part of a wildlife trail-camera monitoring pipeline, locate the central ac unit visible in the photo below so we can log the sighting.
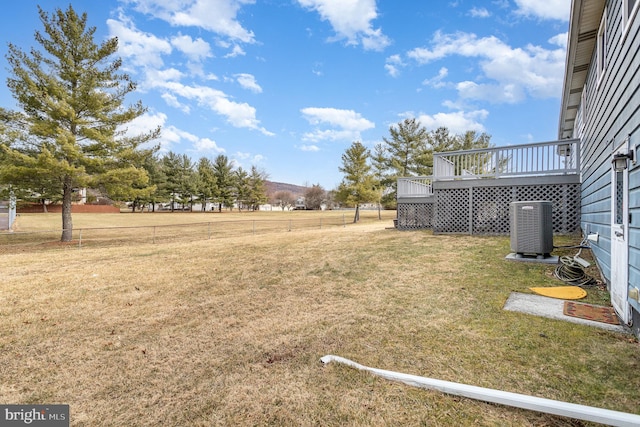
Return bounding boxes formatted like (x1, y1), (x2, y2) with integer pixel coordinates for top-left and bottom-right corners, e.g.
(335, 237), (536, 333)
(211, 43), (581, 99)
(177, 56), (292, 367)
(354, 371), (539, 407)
(510, 201), (553, 258)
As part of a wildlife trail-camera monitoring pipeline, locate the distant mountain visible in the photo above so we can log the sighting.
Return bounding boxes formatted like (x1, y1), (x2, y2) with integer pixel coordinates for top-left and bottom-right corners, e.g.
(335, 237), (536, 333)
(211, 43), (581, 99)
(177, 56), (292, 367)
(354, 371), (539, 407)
(264, 181), (309, 197)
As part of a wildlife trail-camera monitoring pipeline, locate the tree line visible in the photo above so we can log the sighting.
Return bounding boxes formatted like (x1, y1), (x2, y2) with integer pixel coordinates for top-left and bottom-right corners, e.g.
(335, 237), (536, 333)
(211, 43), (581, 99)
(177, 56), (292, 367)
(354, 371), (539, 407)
(130, 152), (268, 213)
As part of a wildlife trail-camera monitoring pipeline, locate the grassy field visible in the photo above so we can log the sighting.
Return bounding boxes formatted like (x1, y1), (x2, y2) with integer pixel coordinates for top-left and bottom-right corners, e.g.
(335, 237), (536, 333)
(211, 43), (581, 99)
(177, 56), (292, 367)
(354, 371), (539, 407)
(0, 210), (388, 251)
(1, 211), (639, 426)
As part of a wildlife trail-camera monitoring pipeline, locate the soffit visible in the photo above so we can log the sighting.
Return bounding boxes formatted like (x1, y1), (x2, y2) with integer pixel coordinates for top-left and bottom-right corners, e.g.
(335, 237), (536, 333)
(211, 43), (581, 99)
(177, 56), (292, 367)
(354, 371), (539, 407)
(559, 0), (606, 139)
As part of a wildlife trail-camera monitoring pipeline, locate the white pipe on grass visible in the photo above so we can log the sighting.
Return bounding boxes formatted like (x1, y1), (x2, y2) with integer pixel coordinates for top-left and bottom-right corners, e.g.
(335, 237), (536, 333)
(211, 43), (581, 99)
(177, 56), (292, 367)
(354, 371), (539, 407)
(320, 355), (640, 427)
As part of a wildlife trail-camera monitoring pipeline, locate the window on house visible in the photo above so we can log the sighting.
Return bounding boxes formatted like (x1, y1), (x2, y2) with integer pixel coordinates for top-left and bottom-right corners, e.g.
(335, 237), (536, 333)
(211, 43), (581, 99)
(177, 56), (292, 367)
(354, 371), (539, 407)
(575, 105), (585, 139)
(623, 0), (639, 33)
(576, 85), (587, 137)
(626, 0), (638, 20)
(597, 11), (607, 82)
(615, 170), (624, 224)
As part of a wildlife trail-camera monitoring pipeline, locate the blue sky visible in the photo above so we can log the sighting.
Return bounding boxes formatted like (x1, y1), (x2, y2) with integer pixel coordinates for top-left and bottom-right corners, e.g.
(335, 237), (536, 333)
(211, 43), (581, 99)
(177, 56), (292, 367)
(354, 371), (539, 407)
(0, 0), (571, 189)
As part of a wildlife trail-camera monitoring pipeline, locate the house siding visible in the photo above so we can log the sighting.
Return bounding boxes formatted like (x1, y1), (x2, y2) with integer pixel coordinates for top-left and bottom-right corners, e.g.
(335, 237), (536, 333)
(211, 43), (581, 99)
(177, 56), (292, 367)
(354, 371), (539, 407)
(579, 0), (640, 317)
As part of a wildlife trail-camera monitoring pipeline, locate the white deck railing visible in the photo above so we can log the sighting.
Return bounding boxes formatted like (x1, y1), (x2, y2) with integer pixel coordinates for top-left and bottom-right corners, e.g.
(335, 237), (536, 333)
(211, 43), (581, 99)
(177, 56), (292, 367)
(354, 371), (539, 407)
(433, 139), (580, 180)
(397, 139), (580, 198)
(397, 176), (434, 198)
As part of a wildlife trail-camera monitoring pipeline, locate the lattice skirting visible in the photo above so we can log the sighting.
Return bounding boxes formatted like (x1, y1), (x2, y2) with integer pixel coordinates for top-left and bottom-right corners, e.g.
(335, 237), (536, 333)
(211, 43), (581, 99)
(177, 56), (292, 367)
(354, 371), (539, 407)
(397, 202), (433, 230)
(398, 183), (580, 235)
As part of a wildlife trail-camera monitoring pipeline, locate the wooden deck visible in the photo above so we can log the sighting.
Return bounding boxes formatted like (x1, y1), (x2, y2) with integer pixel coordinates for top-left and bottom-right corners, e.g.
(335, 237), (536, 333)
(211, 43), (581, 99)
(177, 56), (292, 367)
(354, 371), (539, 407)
(396, 139), (581, 234)
(398, 139), (580, 200)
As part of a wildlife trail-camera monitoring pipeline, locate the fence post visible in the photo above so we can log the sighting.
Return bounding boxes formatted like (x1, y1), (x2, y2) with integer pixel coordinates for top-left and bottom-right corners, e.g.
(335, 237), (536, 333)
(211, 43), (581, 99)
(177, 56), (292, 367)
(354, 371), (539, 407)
(78, 229), (82, 249)
(8, 190), (16, 230)
(153, 226), (156, 244)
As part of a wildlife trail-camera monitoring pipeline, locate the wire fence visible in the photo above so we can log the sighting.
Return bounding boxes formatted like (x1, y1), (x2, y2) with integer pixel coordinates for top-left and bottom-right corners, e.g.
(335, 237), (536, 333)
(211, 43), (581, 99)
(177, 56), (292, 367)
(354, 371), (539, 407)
(0, 214), (387, 252)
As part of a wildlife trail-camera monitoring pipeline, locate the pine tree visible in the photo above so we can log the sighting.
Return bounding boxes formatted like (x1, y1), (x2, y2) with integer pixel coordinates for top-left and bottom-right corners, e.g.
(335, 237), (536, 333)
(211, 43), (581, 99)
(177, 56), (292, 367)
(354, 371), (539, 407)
(371, 142), (392, 212)
(247, 166), (268, 211)
(213, 154), (235, 212)
(141, 154), (167, 212)
(196, 157), (217, 212)
(234, 167), (250, 211)
(0, 5), (159, 240)
(335, 141), (378, 222)
(383, 118), (430, 177)
(162, 152), (195, 211)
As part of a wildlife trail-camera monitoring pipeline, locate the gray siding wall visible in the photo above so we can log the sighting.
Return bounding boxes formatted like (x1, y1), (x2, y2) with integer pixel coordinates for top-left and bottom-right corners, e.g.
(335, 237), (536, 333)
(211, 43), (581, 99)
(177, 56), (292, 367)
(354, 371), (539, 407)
(579, 0), (640, 313)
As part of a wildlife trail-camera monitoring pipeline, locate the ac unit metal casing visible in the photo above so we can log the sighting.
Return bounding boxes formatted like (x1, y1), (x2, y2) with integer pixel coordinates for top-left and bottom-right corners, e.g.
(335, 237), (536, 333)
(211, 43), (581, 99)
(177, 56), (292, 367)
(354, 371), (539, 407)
(510, 201), (553, 257)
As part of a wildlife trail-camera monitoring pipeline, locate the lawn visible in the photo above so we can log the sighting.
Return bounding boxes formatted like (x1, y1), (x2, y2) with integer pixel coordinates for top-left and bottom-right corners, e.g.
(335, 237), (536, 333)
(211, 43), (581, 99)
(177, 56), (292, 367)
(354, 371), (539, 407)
(1, 211), (639, 426)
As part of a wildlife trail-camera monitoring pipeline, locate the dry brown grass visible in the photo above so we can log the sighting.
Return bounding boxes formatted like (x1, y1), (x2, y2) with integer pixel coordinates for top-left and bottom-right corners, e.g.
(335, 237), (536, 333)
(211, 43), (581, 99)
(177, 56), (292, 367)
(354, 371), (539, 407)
(0, 210), (387, 251)
(1, 212), (639, 426)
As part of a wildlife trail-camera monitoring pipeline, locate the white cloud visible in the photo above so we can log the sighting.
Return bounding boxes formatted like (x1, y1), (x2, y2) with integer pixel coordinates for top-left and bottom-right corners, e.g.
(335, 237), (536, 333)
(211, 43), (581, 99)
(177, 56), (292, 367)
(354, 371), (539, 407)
(311, 62), (324, 77)
(128, 0), (256, 43)
(235, 73), (262, 93)
(300, 144), (320, 152)
(384, 64), (399, 78)
(171, 34), (212, 61)
(144, 68), (184, 86)
(297, 0), (390, 51)
(122, 112), (167, 146)
(423, 67), (449, 88)
(234, 152), (265, 163)
(415, 110), (489, 134)
(150, 81), (273, 135)
(123, 112), (224, 154)
(301, 107), (374, 130)
(161, 93), (191, 113)
(385, 54), (404, 77)
(301, 107), (375, 142)
(194, 137), (224, 153)
(406, 31), (566, 103)
(107, 17), (172, 69)
(162, 123), (225, 154)
(514, 0), (570, 22)
(456, 81), (524, 103)
(548, 32), (568, 49)
(224, 44), (247, 58)
(108, 15), (270, 136)
(469, 7), (491, 18)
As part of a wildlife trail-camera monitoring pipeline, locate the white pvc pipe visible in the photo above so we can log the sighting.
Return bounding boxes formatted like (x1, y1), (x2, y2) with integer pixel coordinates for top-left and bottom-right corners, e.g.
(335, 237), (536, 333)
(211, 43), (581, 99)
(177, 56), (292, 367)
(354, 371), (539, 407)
(320, 355), (640, 427)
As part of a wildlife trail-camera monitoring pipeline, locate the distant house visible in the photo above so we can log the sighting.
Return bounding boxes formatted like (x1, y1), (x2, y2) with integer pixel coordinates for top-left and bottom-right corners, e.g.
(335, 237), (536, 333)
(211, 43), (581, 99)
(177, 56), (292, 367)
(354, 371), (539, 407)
(559, 0), (640, 332)
(294, 197), (306, 210)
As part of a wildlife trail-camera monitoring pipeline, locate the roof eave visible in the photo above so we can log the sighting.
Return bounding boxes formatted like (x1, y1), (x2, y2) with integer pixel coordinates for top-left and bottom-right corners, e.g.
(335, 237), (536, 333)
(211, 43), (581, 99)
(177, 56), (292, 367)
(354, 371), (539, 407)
(558, 0), (583, 140)
(558, 0), (606, 140)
